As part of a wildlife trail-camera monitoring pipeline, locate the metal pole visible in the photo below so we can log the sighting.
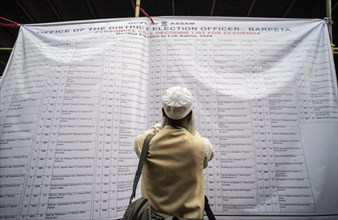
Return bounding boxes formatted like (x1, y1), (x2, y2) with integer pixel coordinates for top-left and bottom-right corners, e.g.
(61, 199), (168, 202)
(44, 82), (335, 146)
(86, 0), (97, 19)
(246, 0), (256, 16)
(326, 0), (333, 42)
(135, 0), (141, 17)
(172, 0), (175, 16)
(0, 48), (13, 51)
(283, 0), (296, 18)
(16, 0), (35, 22)
(47, 0), (62, 21)
(210, 0), (217, 16)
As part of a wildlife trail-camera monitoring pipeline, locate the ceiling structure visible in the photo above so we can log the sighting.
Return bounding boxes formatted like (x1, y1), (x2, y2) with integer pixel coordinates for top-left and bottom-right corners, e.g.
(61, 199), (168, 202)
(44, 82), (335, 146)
(0, 0), (337, 76)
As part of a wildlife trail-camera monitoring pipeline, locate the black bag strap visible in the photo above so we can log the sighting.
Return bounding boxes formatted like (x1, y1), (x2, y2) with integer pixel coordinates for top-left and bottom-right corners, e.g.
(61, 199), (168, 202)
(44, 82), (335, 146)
(204, 196), (216, 220)
(130, 133), (155, 203)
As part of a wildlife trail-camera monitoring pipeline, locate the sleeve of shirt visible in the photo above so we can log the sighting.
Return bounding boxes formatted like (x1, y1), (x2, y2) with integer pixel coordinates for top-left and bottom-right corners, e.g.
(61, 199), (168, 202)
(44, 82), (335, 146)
(202, 137), (214, 168)
(193, 131), (214, 168)
(133, 122), (162, 157)
(202, 137), (214, 161)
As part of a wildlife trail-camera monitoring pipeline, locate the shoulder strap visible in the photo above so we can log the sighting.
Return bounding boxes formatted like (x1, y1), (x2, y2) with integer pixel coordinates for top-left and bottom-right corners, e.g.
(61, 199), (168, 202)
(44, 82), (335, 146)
(204, 196), (216, 220)
(130, 133), (155, 203)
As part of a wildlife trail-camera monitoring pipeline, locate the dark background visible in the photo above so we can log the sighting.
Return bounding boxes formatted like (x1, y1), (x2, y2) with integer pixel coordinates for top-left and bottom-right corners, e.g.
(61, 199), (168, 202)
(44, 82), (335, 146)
(0, 0), (337, 77)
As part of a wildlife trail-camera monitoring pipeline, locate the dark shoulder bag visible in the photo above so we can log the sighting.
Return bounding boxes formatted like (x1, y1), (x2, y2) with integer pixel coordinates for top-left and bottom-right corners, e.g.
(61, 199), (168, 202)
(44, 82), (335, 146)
(122, 134), (216, 220)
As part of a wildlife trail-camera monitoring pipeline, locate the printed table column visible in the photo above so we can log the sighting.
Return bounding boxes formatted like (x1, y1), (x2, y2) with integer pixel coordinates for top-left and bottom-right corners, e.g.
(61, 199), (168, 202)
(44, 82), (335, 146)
(93, 52), (106, 219)
(100, 41), (111, 218)
(113, 37), (123, 216)
(149, 39), (160, 125)
(108, 38), (118, 217)
(209, 41), (222, 212)
(203, 42), (215, 204)
(27, 42), (70, 219)
(38, 41), (70, 220)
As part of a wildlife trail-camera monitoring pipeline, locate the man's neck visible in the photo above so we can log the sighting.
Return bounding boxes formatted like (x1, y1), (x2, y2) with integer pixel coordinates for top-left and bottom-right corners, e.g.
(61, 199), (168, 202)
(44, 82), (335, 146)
(163, 117), (189, 130)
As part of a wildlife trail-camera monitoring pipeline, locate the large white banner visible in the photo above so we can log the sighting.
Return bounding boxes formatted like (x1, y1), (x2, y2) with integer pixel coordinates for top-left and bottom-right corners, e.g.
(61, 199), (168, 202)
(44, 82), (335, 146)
(0, 17), (337, 220)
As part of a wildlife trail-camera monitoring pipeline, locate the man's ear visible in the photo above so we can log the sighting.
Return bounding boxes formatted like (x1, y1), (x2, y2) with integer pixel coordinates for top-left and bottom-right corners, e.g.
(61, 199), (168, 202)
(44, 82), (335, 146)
(162, 108), (166, 117)
(186, 110), (192, 121)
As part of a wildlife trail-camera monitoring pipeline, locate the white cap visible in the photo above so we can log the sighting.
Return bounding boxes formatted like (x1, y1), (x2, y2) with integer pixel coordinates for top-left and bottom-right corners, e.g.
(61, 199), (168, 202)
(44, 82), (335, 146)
(162, 86), (193, 120)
